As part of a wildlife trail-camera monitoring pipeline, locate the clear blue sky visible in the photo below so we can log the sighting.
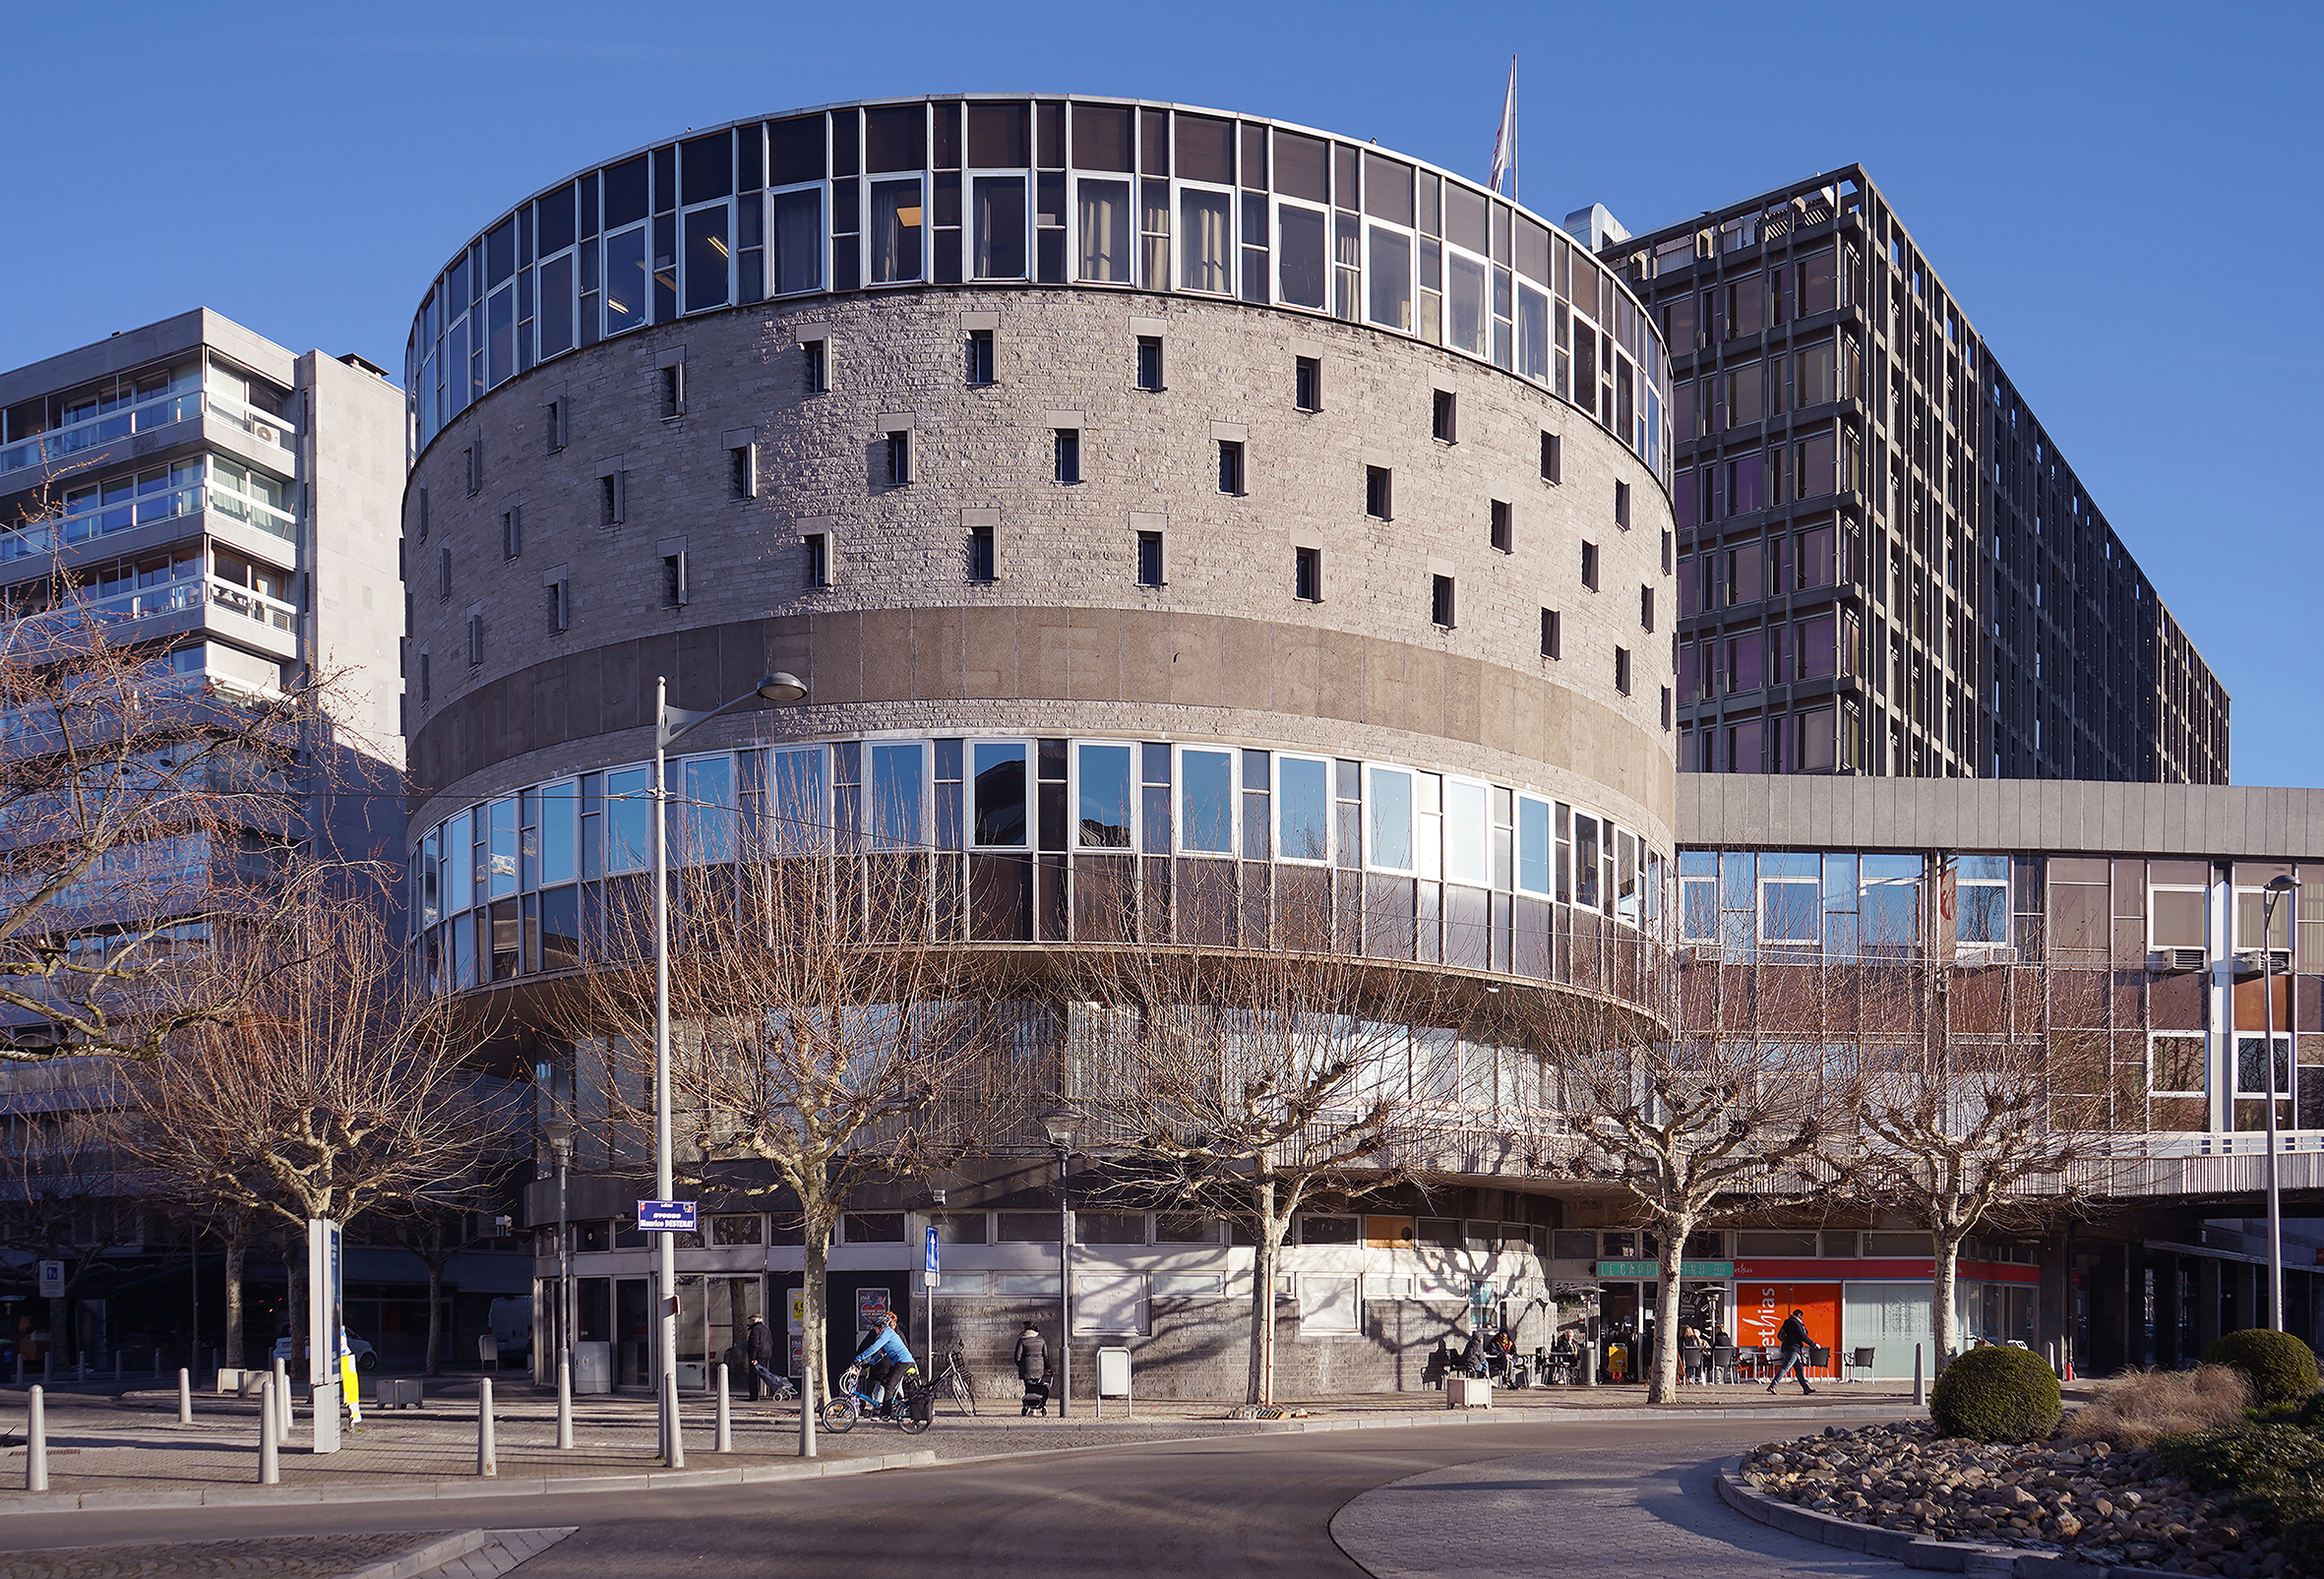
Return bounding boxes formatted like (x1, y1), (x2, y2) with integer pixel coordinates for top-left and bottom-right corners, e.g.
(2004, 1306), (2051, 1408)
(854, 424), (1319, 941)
(7, 2), (2315, 786)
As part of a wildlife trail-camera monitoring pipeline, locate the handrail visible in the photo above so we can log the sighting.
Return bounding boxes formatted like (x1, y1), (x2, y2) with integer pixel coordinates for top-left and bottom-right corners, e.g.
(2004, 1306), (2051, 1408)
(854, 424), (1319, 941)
(0, 388), (293, 479)
(0, 485), (294, 562)
(7, 576), (297, 635)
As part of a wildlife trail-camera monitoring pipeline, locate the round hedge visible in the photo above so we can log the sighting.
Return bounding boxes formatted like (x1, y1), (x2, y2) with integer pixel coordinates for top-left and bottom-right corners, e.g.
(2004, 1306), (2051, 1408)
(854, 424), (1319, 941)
(1929, 1345), (2061, 1443)
(2205, 1329), (2320, 1407)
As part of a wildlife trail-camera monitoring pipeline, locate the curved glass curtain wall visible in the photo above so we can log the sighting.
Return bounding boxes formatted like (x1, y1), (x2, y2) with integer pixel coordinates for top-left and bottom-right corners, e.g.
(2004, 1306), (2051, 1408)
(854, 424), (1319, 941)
(410, 732), (1669, 1003)
(402, 96), (1669, 481)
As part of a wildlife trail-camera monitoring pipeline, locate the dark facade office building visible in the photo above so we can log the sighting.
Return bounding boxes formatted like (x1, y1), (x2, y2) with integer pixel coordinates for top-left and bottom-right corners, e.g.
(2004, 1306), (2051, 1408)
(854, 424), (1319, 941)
(1602, 166), (2228, 785)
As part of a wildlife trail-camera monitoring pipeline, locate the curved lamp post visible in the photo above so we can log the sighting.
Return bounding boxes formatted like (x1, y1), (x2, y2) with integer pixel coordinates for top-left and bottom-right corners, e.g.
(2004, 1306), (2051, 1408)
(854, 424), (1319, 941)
(651, 672), (808, 1461)
(2261, 873), (2300, 1330)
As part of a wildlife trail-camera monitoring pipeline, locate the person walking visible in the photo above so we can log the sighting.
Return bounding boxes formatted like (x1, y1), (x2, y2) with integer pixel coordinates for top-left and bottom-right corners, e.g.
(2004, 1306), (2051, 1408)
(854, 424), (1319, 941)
(744, 1312), (778, 1403)
(1767, 1308), (1816, 1395)
(1013, 1321), (1049, 1416)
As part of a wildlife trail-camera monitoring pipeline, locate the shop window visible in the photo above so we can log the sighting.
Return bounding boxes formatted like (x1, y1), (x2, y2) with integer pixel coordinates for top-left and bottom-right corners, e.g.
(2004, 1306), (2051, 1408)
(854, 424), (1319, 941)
(1075, 1212), (1147, 1245)
(1300, 1214), (1360, 1245)
(842, 1213), (905, 1244)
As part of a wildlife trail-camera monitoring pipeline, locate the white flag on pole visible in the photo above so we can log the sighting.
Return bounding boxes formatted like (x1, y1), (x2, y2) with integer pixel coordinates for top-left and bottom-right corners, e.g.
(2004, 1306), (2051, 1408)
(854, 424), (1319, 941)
(1489, 57), (1517, 196)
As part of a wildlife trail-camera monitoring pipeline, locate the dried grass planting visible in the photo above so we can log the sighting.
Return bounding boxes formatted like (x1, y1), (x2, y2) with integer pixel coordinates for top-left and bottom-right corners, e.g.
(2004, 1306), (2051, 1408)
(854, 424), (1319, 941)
(2065, 1365), (2252, 1447)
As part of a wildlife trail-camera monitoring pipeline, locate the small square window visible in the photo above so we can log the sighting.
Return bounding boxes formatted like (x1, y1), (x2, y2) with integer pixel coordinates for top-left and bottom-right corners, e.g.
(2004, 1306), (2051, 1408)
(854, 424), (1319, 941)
(546, 400), (566, 454)
(547, 578), (572, 635)
(415, 487), (429, 542)
(1365, 465), (1392, 520)
(502, 508), (521, 560)
(1615, 478), (1632, 529)
(1294, 356), (1321, 412)
(1490, 499), (1512, 554)
(1432, 388), (1457, 444)
(1430, 574), (1455, 629)
(731, 442), (757, 498)
(417, 649), (431, 701)
(437, 546), (452, 601)
(803, 338), (827, 394)
(1135, 529), (1164, 586)
(1294, 545), (1322, 602)
(1581, 540), (1600, 590)
(1661, 528), (1673, 575)
(1640, 584), (1654, 632)
(464, 445), (482, 496)
(1539, 431), (1561, 483)
(1615, 646), (1632, 696)
(1660, 685), (1672, 730)
(663, 550), (689, 607)
(1135, 334), (1164, 392)
(1217, 439), (1245, 496)
(803, 532), (830, 589)
(885, 430), (912, 486)
(659, 362), (685, 419)
(1540, 608), (1560, 660)
(969, 523), (996, 581)
(965, 328), (995, 386)
(600, 471), (625, 525)
(1054, 428), (1080, 484)
(467, 611), (484, 666)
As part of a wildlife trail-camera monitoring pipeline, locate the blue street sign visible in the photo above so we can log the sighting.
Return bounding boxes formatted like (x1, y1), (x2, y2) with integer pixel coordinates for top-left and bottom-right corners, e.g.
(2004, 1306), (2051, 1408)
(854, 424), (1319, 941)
(637, 1200), (697, 1233)
(924, 1225), (941, 1274)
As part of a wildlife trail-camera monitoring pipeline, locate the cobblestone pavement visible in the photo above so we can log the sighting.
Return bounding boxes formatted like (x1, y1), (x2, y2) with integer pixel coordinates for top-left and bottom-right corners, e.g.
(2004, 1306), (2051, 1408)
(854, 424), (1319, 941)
(1331, 1447), (1896, 1579)
(1, 1528), (436, 1578)
(0, 1378), (1937, 1502)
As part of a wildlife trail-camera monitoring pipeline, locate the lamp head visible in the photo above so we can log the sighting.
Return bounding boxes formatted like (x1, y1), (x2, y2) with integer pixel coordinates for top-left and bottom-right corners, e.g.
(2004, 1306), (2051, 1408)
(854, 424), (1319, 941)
(2266, 874), (2300, 896)
(756, 672), (808, 703)
(1039, 1109), (1081, 1152)
(543, 1117), (577, 1158)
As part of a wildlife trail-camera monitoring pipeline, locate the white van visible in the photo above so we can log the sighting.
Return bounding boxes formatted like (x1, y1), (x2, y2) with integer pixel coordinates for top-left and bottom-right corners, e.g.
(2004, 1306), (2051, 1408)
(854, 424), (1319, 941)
(487, 1298), (534, 1360)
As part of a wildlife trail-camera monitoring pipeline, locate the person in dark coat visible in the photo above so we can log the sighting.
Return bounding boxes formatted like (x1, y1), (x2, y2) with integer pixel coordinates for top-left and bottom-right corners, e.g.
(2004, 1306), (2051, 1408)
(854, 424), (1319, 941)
(1767, 1308), (1816, 1395)
(1461, 1326), (1488, 1377)
(744, 1312), (778, 1402)
(1012, 1322), (1048, 1384)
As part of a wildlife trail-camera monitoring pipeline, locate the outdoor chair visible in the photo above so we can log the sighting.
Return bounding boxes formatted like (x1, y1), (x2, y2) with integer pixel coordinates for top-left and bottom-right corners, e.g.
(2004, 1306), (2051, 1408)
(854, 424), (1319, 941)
(1709, 1344), (1737, 1384)
(1844, 1346), (1876, 1383)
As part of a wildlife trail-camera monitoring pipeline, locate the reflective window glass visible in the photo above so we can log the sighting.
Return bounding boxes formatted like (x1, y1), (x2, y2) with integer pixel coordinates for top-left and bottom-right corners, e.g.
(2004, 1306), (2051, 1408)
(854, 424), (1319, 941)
(1447, 252), (1487, 354)
(1277, 756), (1328, 862)
(1180, 748), (1235, 854)
(1516, 796), (1551, 895)
(1443, 780), (1489, 886)
(603, 226), (647, 332)
(1278, 205), (1325, 309)
(680, 756), (735, 865)
(973, 176), (1027, 279)
(683, 207), (730, 312)
(770, 189), (822, 294)
(762, 746), (829, 855)
(1076, 179), (1131, 281)
(972, 742), (1027, 846)
(1368, 228), (1412, 332)
(445, 811), (473, 913)
(489, 797), (519, 896)
(869, 743), (925, 850)
(541, 780), (577, 886)
(1368, 767), (1413, 871)
(1076, 743), (1132, 848)
(1179, 189), (1231, 294)
(871, 179), (924, 282)
(607, 767), (650, 872)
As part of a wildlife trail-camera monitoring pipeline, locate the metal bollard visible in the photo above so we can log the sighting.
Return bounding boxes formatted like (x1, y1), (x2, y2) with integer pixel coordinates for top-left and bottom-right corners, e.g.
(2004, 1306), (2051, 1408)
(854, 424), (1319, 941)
(476, 1377), (496, 1477)
(42, 1352), (52, 1383)
(662, 1369), (685, 1469)
(556, 1355), (574, 1450)
(113, 1351), (121, 1382)
(178, 1367), (193, 1426)
(273, 1357), (291, 1438)
(12, 1352), (20, 1387)
(800, 1369), (817, 1459)
(715, 1363), (732, 1453)
(26, 1387), (46, 1491)
(258, 1378), (278, 1485)
(1913, 1343), (1926, 1408)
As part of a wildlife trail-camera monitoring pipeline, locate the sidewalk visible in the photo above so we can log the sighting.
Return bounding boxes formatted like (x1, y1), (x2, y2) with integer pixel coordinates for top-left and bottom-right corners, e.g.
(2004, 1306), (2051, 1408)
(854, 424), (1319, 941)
(0, 1375), (1937, 1513)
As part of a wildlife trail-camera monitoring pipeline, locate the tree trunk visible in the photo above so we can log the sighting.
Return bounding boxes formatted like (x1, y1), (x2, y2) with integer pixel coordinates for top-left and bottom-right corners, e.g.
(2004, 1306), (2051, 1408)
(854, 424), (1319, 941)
(223, 1230), (247, 1372)
(800, 1190), (834, 1423)
(1646, 1215), (1694, 1405)
(1931, 1230), (1964, 1372)
(1247, 1176), (1288, 1408)
(286, 1231), (306, 1379)
(424, 1257), (446, 1377)
(46, 1294), (67, 1367)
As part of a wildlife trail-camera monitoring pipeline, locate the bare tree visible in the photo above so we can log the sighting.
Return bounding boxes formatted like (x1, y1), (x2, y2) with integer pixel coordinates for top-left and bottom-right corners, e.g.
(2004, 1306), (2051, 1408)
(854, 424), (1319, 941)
(0, 1075), (137, 1365)
(385, 1189), (515, 1378)
(124, 877), (510, 1362)
(558, 852), (1015, 1424)
(1514, 978), (1844, 1405)
(1056, 936), (1451, 1408)
(0, 554), (334, 1061)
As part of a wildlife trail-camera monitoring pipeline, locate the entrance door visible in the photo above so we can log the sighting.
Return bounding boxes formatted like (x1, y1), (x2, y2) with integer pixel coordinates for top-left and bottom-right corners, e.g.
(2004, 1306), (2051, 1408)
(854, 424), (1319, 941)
(615, 1277), (650, 1388)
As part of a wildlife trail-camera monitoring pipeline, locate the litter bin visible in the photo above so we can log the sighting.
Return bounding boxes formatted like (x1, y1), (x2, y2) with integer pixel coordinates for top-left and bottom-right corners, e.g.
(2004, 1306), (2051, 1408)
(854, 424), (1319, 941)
(573, 1341), (613, 1394)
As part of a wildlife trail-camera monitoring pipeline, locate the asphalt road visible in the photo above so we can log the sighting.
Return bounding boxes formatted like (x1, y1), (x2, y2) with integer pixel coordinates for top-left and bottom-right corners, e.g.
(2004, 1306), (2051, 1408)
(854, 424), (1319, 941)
(0, 1420), (1896, 1578)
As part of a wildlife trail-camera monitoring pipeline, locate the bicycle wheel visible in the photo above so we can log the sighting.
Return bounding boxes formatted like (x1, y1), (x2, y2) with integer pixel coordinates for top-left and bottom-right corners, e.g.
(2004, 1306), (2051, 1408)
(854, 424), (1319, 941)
(946, 1366), (976, 1417)
(820, 1397), (858, 1434)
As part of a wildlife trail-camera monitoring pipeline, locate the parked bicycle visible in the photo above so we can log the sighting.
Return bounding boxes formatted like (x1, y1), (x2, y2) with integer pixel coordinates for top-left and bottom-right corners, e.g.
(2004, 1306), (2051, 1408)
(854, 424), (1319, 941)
(821, 1364), (934, 1434)
(936, 1344), (978, 1417)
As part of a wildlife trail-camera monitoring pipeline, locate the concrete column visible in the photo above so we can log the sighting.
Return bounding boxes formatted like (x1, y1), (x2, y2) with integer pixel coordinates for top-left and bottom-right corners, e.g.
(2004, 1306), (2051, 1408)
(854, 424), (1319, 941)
(2195, 1256), (2224, 1353)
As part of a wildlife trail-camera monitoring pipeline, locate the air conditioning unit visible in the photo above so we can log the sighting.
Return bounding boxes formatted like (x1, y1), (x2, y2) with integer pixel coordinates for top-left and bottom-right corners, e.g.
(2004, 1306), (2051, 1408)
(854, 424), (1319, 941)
(1958, 944), (2019, 965)
(2233, 948), (2293, 976)
(1680, 943), (1723, 965)
(2148, 947), (2207, 973)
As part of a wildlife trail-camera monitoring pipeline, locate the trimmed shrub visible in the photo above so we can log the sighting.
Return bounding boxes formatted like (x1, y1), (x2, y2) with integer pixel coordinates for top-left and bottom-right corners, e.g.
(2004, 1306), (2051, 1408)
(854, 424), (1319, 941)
(1930, 1345), (2062, 1443)
(2205, 1329), (2321, 1407)
(2066, 1365), (2251, 1447)
(2156, 1423), (2324, 1496)
(2282, 1514), (2324, 1575)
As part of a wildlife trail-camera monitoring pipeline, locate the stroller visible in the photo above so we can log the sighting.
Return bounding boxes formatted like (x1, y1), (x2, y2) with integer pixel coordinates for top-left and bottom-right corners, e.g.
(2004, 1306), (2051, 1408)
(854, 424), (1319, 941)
(1020, 1374), (1052, 1417)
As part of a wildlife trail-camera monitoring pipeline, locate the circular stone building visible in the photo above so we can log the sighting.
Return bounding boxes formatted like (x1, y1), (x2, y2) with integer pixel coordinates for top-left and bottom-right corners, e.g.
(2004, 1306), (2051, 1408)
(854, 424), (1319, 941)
(399, 96), (1677, 1397)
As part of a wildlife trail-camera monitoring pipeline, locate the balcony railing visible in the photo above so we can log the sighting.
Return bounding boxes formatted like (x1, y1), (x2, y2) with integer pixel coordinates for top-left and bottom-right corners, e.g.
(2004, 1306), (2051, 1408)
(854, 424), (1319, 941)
(1, 485), (295, 564)
(0, 389), (293, 480)
(10, 576), (297, 637)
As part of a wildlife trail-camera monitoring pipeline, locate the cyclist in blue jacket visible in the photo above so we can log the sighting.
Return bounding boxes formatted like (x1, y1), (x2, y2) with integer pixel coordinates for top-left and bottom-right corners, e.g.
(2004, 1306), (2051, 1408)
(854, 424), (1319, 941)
(854, 1313), (915, 1416)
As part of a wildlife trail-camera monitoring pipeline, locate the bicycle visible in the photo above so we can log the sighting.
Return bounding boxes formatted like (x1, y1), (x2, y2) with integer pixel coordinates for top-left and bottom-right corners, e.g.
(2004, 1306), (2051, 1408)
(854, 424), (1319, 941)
(936, 1344), (978, 1417)
(821, 1364), (934, 1435)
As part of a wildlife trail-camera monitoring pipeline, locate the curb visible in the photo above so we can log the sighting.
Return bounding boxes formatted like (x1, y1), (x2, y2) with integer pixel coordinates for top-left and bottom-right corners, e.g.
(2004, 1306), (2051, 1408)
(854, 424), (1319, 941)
(0, 1404), (1926, 1517)
(341, 1529), (499, 1579)
(1713, 1461), (2149, 1579)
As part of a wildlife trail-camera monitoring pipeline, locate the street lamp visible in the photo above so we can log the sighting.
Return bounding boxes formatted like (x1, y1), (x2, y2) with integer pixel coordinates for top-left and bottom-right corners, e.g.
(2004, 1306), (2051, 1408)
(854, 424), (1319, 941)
(2260, 873), (2300, 1331)
(651, 671), (808, 1462)
(543, 1117), (576, 1384)
(1040, 1110), (1080, 1418)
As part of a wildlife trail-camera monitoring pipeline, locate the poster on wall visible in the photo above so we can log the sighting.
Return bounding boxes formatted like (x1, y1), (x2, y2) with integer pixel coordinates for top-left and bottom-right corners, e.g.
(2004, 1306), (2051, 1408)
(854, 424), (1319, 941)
(855, 1287), (891, 1339)
(1740, 1282), (1840, 1367)
(788, 1289), (807, 1378)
